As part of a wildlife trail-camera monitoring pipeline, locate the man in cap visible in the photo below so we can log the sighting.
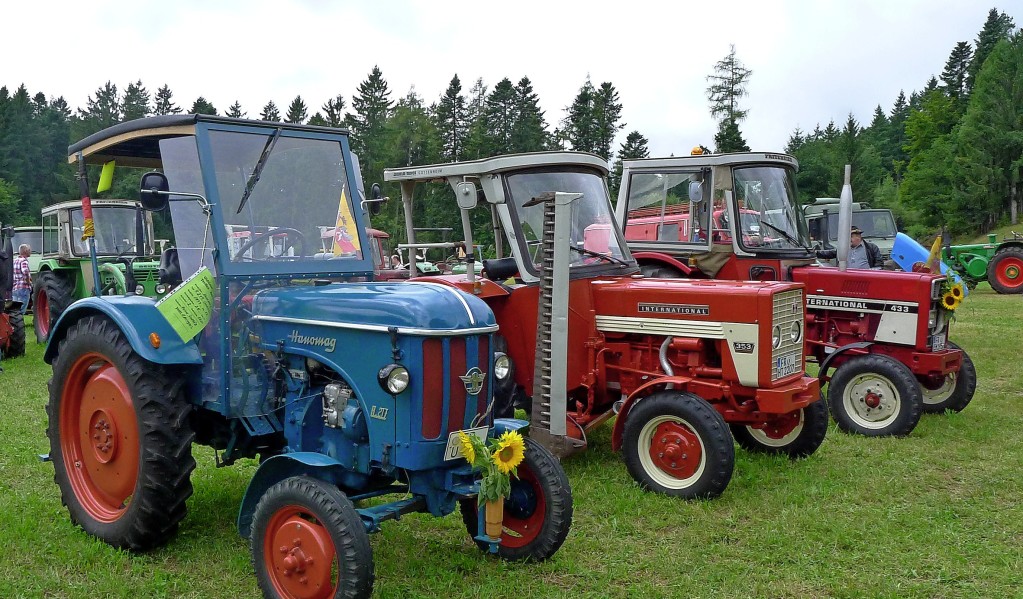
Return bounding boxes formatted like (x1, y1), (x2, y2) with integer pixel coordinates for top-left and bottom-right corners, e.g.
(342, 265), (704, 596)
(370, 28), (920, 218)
(817, 225), (882, 269)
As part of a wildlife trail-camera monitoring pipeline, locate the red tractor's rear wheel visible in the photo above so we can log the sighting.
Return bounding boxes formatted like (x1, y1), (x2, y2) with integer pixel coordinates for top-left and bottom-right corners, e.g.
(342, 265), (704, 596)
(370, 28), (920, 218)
(921, 342), (977, 414)
(34, 271), (74, 343)
(730, 398), (829, 458)
(622, 391), (734, 499)
(1, 312), (25, 358)
(46, 315), (195, 549)
(459, 437), (573, 561)
(251, 476), (374, 599)
(987, 248), (1023, 294)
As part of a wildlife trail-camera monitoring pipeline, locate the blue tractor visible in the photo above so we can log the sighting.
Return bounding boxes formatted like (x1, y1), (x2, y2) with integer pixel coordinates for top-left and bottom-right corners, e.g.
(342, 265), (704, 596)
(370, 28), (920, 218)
(44, 115), (572, 598)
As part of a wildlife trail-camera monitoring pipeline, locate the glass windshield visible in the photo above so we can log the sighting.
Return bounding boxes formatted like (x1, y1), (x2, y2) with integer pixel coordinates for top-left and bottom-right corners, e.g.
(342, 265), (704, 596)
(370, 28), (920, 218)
(506, 169), (632, 269)
(12, 230), (42, 253)
(208, 129), (360, 264)
(622, 171), (710, 244)
(70, 206), (151, 256)
(827, 210), (897, 240)
(732, 166), (809, 252)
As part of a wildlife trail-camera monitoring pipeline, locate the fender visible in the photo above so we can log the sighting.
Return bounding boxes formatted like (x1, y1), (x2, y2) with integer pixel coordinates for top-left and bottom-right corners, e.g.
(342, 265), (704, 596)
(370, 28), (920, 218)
(611, 375), (693, 451)
(492, 417), (528, 436)
(43, 295), (202, 365)
(237, 453), (350, 538)
(633, 251), (695, 276)
(817, 341), (874, 381)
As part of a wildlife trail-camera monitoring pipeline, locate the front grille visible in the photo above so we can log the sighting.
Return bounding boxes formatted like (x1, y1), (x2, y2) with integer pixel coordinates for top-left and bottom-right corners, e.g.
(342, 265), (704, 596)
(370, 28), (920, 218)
(771, 289), (804, 380)
(419, 335), (490, 441)
(132, 263), (159, 282)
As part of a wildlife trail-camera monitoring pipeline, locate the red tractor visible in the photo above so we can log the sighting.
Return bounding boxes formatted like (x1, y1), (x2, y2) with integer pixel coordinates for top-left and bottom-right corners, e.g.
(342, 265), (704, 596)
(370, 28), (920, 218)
(384, 152), (825, 499)
(1, 224), (27, 362)
(616, 152), (974, 437)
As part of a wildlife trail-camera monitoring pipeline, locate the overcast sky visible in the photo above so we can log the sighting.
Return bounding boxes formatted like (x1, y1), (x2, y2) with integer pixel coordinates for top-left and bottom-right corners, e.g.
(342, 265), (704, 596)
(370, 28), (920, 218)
(2, 1), (1018, 158)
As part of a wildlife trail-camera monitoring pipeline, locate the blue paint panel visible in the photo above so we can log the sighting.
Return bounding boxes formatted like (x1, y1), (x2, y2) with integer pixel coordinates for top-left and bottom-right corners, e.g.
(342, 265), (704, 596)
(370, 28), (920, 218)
(891, 232), (967, 294)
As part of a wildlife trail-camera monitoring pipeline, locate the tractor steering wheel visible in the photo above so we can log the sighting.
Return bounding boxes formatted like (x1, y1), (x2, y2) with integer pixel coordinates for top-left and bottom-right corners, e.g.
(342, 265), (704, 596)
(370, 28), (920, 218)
(232, 227), (307, 261)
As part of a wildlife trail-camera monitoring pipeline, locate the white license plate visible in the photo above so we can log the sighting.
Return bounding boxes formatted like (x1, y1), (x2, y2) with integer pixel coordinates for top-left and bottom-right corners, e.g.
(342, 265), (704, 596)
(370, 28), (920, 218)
(776, 354), (798, 377)
(932, 334), (946, 351)
(443, 426), (489, 461)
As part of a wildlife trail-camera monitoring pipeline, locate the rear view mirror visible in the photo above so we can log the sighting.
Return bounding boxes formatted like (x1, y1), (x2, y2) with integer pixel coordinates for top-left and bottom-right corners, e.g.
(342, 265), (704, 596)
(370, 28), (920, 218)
(455, 182), (477, 210)
(689, 180), (704, 203)
(139, 172), (169, 211)
(370, 183), (384, 215)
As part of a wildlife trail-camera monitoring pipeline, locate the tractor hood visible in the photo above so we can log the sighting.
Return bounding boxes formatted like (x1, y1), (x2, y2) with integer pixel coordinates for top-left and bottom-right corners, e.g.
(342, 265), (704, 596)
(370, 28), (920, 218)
(590, 277), (794, 324)
(251, 281), (497, 334)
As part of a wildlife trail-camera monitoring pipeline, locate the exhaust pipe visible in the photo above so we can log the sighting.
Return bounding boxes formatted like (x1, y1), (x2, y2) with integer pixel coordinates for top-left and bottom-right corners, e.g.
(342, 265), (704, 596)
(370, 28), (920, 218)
(836, 165), (853, 271)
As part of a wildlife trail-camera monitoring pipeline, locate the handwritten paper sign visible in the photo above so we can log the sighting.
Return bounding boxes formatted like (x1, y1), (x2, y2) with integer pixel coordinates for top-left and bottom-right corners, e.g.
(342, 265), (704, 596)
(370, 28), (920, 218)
(155, 267), (215, 342)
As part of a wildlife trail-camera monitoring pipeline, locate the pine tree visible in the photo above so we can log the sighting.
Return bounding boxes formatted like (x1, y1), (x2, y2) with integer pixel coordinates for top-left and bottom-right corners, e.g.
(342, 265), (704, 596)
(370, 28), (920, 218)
(940, 41), (973, 106)
(190, 97), (217, 115)
(888, 91), (911, 177)
(785, 127), (806, 153)
(307, 112), (327, 126)
(592, 81), (624, 160)
(345, 66), (394, 172)
(153, 85), (181, 115)
(321, 95), (346, 128)
(80, 81), (121, 128)
(463, 78), (489, 159)
(482, 78), (516, 156)
(563, 77), (597, 153)
(260, 101), (281, 122)
(285, 95), (308, 124)
(434, 75), (467, 161)
(713, 118), (750, 153)
(966, 8), (1016, 95)
(510, 76), (549, 153)
(706, 44), (752, 123)
(226, 101), (246, 118)
(122, 80), (150, 121)
(610, 130), (650, 196)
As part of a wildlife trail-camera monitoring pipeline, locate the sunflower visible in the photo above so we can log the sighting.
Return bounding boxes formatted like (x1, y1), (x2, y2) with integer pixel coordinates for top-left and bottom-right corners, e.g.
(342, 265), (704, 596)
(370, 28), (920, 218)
(950, 283), (965, 300)
(941, 292), (961, 311)
(492, 430), (526, 474)
(457, 431), (476, 465)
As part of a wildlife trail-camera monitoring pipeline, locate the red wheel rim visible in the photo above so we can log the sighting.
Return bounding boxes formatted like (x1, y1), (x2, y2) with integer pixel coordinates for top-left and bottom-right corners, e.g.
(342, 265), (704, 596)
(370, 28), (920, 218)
(647, 420), (702, 480)
(499, 462), (547, 548)
(756, 411), (802, 439)
(58, 352), (140, 522)
(996, 256), (1023, 289)
(263, 505), (338, 599)
(36, 289), (50, 336)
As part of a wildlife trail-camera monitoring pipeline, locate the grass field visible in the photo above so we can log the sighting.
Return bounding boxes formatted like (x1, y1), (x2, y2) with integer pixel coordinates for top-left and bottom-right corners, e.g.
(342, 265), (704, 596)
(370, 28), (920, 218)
(1, 286), (1021, 598)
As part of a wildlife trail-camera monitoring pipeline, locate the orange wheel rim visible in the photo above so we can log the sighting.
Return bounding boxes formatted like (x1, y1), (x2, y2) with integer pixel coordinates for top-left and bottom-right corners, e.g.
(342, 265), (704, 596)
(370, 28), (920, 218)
(263, 505), (339, 599)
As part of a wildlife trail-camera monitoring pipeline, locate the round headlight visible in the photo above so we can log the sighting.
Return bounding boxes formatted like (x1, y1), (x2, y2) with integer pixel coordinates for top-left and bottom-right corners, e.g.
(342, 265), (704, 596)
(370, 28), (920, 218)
(772, 325), (782, 349)
(135, 284), (145, 295)
(378, 364), (410, 394)
(156, 284), (168, 294)
(494, 353), (511, 380)
(789, 321), (802, 343)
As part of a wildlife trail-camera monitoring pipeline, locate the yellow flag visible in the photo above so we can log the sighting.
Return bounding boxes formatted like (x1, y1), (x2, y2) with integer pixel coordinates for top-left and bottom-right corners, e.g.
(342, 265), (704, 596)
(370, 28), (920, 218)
(331, 187), (361, 256)
(925, 234), (943, 273)
(97, 161), (116, 193)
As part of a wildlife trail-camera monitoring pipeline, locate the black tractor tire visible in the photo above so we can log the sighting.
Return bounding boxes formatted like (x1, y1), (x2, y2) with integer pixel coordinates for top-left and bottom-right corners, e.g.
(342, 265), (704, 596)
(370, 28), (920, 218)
(251, 476), (374, 599)
(46, 315), (195, 550)
(987, 247), (1023, 294)
(730, 398), (829, 458)
(34, 270), (75, 343)
(827, 354), (923, 437)
(3, 312), (26, 358)
(622, 391), (734, 499)
(459, 437), (573, 561)
(639, 264), (684, 279)
(921, 342), (977, 414)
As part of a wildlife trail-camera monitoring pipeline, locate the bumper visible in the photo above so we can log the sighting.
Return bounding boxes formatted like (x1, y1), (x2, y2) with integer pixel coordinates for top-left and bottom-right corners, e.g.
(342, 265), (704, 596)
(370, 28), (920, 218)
(754, 375), (821, 414)
(907, 348), (962, 377)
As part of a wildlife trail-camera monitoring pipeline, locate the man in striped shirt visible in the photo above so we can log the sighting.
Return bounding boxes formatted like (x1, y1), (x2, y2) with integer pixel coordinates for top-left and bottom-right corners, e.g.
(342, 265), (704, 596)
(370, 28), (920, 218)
(12, 244), (31, 314)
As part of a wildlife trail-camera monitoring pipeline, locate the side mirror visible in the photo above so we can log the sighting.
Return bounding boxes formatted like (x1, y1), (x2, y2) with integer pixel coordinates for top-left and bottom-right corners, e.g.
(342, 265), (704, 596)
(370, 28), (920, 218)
(455, 182), (478, 210)
(369, 183), (384, 215)
(139, 172), (170, 211)
(688, 180), (704, 203)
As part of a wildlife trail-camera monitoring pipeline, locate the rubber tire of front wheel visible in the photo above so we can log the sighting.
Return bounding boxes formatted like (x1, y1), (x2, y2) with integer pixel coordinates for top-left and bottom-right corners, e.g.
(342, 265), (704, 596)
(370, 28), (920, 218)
(34, 270), (74, 343)
(4, 312), (26, 358)
(827, 354), (923, 437)
(730, 397), (829, 458)
(921, 341), (977, 414)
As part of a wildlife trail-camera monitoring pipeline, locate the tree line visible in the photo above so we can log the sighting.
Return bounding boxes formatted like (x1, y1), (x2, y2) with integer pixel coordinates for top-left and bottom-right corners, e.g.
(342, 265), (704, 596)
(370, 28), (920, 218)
(0, 7), (1018, 246)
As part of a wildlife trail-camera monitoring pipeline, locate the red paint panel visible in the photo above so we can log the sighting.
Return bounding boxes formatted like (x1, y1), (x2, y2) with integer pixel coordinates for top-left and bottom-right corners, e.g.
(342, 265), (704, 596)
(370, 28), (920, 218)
(421, 338), (443, 439)
(448, 338), (467, 433)
(477, 336), (490, 415)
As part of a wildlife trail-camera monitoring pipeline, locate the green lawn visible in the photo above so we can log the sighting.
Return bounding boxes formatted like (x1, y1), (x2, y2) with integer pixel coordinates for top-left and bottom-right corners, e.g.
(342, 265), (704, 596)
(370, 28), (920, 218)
(2, 288), (1021, 598)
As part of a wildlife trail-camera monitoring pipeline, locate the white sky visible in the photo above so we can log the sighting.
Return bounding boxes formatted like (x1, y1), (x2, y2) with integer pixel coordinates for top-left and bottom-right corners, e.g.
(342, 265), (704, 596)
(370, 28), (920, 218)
(2, 1), (1018, 158)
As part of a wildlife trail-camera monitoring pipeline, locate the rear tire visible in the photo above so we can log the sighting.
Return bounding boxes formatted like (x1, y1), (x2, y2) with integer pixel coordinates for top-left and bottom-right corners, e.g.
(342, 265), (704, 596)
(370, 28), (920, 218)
(3, 312), (26, 358)
(34, 270), (74, 343)
(46, 315), (195, 550)
(920, 342), (977, 414)
(827, 354), (923, 437)
(987, 247), (1023, 294)
(730, 398), (829, 458)
(622, 391), (734, 499)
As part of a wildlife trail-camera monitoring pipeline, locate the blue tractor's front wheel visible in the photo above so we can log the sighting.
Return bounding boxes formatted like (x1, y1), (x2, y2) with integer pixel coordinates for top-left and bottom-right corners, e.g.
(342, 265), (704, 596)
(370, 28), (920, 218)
(459, 437), (573, 561)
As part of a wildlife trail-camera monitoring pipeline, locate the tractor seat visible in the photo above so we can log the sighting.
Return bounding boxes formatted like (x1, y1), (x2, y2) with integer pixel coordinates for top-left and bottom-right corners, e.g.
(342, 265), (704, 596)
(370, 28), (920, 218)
(159, 247), (182, 286)
(482, 257), (518, 281)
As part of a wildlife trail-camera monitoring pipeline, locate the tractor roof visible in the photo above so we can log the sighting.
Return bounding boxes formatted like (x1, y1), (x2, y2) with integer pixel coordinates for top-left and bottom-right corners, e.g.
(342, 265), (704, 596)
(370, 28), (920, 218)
(68, 114), (351, 169)
(621, 152), (799, 172)
(42, 198), (140, 215)
(384, 151), (608, 183)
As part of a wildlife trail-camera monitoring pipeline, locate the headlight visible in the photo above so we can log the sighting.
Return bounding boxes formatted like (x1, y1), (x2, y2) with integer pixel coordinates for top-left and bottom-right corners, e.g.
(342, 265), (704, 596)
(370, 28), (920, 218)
(156, 284), (168, 294)
(789, 321), (801, 343)
(135, 284), (145, 295)
(772, 325), (782, 349)
(931, 278), (943, 300)
(494, 352), (511, 380)
(928, 308), (938, 329)
(378, 364), (410, 394)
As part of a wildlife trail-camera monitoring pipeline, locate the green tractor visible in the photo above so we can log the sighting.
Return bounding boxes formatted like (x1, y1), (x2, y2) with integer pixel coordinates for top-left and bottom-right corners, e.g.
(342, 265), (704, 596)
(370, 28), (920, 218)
(33, 199), (168, 342)
(943, 231), (1023, 294)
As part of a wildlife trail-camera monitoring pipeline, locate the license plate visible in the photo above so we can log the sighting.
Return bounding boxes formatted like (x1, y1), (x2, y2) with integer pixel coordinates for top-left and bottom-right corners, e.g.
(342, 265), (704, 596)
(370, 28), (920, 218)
(932, 334), (946, 351)
(443, 426), (489, 461)
(776, 354), (798, 377)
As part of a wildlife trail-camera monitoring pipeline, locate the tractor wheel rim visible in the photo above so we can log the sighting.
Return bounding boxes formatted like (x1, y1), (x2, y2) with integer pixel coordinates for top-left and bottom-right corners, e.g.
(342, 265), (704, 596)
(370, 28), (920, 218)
(494, 462), (545, 548)
(638, 416), (706, 489)
(997, 257), (1023, 287)
(843, 373), (901, 428)
(36, 290), (50, 336)
(921, 373), (956, 405)
(58, 352), (140, 522)
(746, 409), (804, 447)
(264, 506), (338, 599)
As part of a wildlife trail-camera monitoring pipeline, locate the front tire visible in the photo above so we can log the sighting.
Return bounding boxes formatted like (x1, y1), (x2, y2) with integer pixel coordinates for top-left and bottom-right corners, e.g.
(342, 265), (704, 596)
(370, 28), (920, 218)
(730, 398), (829, 458)
(251, 476), (374, 599)
(34, 270), (74, 343)
(827, 354), (923, 437)
(622, 391), (734, 499)
(920, 342), (977, 414)
(46, 315), (195, 550)
(3, 312), (25, 358)
(987, 247), (1023, 294)
(459, 437), (573, 561)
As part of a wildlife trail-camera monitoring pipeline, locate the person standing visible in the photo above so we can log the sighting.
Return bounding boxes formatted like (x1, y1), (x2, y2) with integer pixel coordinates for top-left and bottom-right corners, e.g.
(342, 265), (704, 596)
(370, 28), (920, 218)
(12, 244), (31, 313)
(816, 226), (882, 269)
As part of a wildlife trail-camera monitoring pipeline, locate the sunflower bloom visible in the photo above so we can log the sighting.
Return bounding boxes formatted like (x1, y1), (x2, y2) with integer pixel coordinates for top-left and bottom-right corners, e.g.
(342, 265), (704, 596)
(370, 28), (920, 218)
(492, 431), (526, 474)
(951, 283), (964, 300)
(457, 431), (476, 465)
(941, 292), (960, 311)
